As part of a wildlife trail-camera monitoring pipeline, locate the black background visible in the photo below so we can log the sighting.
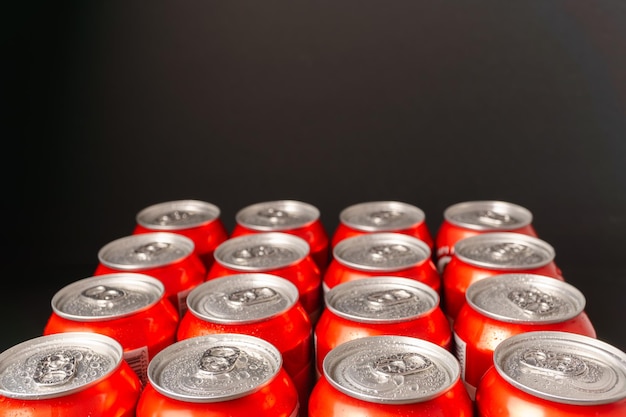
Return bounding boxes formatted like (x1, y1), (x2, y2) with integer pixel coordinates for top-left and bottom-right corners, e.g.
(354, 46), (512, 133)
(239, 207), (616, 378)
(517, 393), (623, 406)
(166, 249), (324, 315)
(4, 1), (626, 353)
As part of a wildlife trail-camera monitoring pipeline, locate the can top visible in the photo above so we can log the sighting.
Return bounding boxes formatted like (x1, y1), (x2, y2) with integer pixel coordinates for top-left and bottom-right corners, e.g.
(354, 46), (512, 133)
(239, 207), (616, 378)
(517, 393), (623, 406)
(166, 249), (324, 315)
(136, 199), (221, 230)
(98, 232), (195, 270)
(235, 200), (320, 231)
(443, 200), (533, 231)
(494, 331), (626, 405)
(51, 273), (165, 321)
(339, 201), (426, 232)
(323, 335), (460, 404)
(0, 332), (123, 399)
(325, 277), (439, 323)
(333, 233), (431, 272)
(214, 232), (310, 271)
(148, 333), (282, 403)
(465, 273), (585, 324)
(187, 273), (300, 324)
(454, 232), (555, 270)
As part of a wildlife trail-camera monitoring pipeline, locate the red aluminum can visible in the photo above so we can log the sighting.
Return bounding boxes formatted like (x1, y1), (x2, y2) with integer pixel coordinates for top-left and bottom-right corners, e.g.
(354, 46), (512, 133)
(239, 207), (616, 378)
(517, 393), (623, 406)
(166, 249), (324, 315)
(475, 331), (626, 416)
(136, 333), (300, 417)
(435, 200), (537, 273)
(177, 273), (313, 415)
(442, 232), (564, 322)
(0, 332), (142, 417)
(94, 232), (207, 317)
(453, 273), (596, 399)
(331, 200), (433, 250)
(309, 335), (474, 416)
(207, 232), (323, 323)
(314, 277), (451, 379)
(231, 199), (330, 273)
(43, 272), (180, 385)
(134, 199), (229, 271)
(323, 232), (441, 295)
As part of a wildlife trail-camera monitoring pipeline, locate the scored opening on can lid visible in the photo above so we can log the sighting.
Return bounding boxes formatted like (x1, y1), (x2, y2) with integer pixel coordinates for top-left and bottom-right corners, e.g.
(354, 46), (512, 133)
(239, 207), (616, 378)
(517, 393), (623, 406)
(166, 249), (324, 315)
(51, 272), (166, 321)
(235, 200), (320, 231)
(333, 233), (431, 272)
(323, 335), (460, 404)
(98, 232), (196, 270)
(187, 273), (299, 324)
(493, 331), (626, 405)
(339, 201), (426, 232)
(453, 232), (555, 270)
(325, 276), (439, 324)
(214, 232), (310, 271)
(0, 332), (124, 400)
(147, 333), (282, 403)
(136, 199), (221, 230)
(443, 200), (533, 231)
(465, 273), (585, 324)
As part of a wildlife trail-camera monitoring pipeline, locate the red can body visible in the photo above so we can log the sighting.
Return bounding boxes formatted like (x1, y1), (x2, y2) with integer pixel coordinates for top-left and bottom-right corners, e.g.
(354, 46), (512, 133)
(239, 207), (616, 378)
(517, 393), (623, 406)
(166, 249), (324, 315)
(133, 199), (230, 271)
(43, 273), (180, 385)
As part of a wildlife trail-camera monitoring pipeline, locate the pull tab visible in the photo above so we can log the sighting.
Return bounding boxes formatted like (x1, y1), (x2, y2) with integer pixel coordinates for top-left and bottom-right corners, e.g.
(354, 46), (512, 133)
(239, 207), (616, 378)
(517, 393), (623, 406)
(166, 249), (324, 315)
(227, 287), (279, 306)
(368, 244), (410, 262)
(33, 351), (77, 386)
(156, 210), (195, 225)
(82, 285), (127, 306)
(233, 245), (276, 262)
(508, 289), (557, 315)
(477, 210), (511, 226)
(133, 241), (170, 261)
(257, 208), (291, 224)
(487, 243), (531, 262)
(520, 348), (588, 378)
(198, 346), (241, 375)
(368, 210), (403, 226)
(366, 289), (415, 308)
(373, 352), (433, 377)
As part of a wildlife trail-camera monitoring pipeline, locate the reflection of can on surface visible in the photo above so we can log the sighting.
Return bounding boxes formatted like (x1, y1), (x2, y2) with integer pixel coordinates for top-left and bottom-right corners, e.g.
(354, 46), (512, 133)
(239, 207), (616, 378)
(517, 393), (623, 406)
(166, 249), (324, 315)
(134, 199), (229, 271)
(309, 335), (473, 416)
(232, 199), (330, 273)
(177, 273), (313, 415)
(435, 200), (537, 273)
(442, 232), (563, 322)
(476, 331), (626, 417)
(314, 277), (451, 379)
(453, 274), (596, 400)
(208, 232), (323, 323)
(136, 333), (300, 417)
(94, 232), (207, 317)
(0, 332), (142, 417)
(331, 201), (433, 250)
(44, 273), (180, 385)
(324, 233), (441, 295)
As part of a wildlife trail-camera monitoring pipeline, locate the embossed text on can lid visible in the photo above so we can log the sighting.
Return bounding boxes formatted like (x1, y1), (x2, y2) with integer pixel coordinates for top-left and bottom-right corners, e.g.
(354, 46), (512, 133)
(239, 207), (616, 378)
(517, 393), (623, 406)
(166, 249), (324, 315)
(454, 232), (555, 270)
(98, 232), (195, 270)
(214, 232), (310, 271)
(339, 201), (426, 232)
(325, 277), (439, 324)
(235, 200), (320, 231)
(147, 333), (282, 403)
(466, 273), (585, 324)
(333, 233), (431, 272)
(494, 331), (626, 405)
(136, 200), (221, 230)
(444, 200), (533, 231)
(0, 332), (123, 399)
(323, 335), (460, 404)
(187, 273), (299, 324)
(51, 273), (165, 321)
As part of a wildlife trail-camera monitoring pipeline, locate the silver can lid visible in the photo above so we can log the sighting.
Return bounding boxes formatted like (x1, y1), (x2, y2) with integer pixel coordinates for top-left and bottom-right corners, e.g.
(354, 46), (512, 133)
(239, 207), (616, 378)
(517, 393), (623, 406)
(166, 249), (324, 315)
(333, 233), (431, 272)
(98, 232), (195, 270)
(454, 232), (555, 270)
(323, 335), (460, 404)
(339, 201), (426, 232)
(147, 333), (282, 403)
(214, 232), (310, 271)
(325, 277), (439, 324)
(235, 200), (320, 231)
(136, 199), (221, 230)
(466, 273), (585, 324)
(187, 273), (299, 324)
(444, 200), (533, 231)
(0, 332), (124, 399)
(494, 331), (626, 405)
(51, 273), (165, 321)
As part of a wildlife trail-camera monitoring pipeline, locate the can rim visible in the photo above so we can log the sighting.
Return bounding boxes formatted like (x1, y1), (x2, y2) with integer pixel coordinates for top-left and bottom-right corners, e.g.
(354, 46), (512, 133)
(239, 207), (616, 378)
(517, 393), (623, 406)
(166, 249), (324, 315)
(136, 199), (221, 230)
(443, 200), (533, 231)
(235, 199), (320, 231)
(339, 201), (426, 232)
